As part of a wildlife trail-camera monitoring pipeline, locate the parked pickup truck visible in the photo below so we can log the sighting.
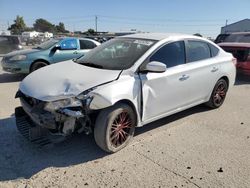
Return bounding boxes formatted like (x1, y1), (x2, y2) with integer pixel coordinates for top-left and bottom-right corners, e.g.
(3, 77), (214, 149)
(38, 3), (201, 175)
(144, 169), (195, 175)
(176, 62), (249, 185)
(218, 42), (250, 76)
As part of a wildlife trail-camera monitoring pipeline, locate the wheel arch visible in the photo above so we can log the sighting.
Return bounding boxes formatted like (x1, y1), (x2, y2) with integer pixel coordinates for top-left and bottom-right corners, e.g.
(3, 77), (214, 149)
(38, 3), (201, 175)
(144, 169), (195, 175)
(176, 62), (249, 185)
(30, 59), (50, 72)
(114, 99), (139, 127)
(219, 76), (229, 88)
(205, 75), (230, 103)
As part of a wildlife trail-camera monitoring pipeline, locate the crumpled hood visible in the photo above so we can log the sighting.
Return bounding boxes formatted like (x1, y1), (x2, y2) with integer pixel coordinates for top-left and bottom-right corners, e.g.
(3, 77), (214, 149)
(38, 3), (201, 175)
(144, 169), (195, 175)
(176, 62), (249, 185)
(5, 49), (39, 57)
(20, 60), (121, 101)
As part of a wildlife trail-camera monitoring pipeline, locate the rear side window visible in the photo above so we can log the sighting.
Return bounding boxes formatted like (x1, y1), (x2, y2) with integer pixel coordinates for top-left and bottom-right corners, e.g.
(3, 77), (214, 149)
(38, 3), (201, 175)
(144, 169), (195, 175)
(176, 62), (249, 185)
(80, 40), (97, 49)
(150, 41), (185, 68)
(186, 41), (211, 62)
(209, 43), (219, 57)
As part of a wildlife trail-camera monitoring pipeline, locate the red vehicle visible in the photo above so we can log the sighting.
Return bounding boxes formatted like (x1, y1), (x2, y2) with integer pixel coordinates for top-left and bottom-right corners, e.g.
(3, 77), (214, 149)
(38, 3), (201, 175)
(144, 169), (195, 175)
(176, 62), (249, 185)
(218, 43), (250, 76)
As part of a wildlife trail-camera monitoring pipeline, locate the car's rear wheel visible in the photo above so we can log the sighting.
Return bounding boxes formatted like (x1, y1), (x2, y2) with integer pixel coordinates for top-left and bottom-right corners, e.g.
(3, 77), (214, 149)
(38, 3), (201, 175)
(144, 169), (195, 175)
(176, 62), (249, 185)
(206, 79), (228, 108)
(94, 103), (136, 153)
(30, 61), (48, 72)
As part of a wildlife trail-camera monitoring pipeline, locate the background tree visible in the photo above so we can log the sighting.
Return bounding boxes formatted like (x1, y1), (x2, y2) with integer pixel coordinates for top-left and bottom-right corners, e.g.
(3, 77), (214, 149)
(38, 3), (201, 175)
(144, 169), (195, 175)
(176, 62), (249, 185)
(8, 15), (27, 34)
(87, 28), (95, 35)
(55, 22), (68, 33)
(33, 18), (55, 33)
(193, 33), (203, 37)
(24, 27), (34, 31)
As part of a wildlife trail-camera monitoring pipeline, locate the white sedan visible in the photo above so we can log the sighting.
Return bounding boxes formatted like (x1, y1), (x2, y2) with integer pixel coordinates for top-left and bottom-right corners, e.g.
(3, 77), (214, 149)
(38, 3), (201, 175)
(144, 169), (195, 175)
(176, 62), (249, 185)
(15, 33), (236, 153)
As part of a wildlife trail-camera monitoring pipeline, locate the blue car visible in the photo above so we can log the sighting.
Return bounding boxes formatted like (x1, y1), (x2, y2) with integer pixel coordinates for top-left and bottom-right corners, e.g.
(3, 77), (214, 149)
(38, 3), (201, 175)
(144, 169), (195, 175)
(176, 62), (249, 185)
(1, 37), (100, 73)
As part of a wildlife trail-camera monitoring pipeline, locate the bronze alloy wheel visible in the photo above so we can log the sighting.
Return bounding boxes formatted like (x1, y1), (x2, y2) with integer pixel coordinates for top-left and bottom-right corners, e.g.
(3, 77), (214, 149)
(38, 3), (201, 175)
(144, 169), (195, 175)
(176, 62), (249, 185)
(94, 103), (136, 153)
(109, 111), (132, 147)
(213, 81), (227, 106)
(205, 79), (228, 109)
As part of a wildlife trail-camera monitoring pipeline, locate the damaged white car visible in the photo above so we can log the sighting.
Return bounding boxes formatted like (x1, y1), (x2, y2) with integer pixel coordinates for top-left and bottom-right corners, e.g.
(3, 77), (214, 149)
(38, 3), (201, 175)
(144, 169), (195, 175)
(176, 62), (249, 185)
(15, 33), (236, 153)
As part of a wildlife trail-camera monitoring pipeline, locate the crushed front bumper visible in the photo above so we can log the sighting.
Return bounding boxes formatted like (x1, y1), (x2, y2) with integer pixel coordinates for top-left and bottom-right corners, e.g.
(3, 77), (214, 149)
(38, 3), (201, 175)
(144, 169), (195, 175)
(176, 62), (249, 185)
(15, 107), (65, 147)
(15, 91), (92, 146)
(19, 96), (58, 129)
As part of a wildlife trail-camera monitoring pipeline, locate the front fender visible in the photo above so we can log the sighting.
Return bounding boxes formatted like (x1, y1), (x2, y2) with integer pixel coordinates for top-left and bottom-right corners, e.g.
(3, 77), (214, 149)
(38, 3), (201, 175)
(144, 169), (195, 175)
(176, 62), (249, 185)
(89, 74), (142, 126)
(89, 93), (113, 110)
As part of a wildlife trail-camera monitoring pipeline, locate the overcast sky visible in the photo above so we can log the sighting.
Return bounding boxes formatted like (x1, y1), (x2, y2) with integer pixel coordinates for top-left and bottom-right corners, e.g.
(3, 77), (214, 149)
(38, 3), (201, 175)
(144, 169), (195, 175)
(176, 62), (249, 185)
(0, 0), (249, 38)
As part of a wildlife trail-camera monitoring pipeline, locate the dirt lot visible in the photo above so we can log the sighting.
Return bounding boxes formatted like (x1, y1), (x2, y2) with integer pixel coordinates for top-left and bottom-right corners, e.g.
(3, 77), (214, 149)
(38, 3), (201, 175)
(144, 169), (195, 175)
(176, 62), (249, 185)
(0, 58), (250, 188)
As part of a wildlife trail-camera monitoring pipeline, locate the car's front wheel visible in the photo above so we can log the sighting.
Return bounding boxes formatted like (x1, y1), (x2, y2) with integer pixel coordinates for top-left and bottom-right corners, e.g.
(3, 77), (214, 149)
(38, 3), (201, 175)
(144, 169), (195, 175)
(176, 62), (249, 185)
(30, 61), (48, 72)
(206, 79), (228, 108)
(94, 103), (136, 153)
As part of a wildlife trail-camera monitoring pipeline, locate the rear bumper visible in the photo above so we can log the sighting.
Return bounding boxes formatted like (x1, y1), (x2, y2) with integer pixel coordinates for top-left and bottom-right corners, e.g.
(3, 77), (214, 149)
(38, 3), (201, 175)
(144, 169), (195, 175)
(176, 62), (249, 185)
(237, 68), (250, 76)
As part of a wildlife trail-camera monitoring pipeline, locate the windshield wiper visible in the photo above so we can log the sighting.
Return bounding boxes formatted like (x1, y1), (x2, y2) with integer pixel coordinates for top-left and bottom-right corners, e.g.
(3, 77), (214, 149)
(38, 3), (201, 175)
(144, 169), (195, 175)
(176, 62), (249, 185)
(80, 62), (103, 69)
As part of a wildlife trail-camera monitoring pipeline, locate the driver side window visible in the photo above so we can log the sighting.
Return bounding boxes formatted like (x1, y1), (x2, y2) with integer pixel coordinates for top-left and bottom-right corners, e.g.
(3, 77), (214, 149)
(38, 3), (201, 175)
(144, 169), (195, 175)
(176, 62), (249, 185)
(60, 39), (77, 50)
(150, 41), (185, 68)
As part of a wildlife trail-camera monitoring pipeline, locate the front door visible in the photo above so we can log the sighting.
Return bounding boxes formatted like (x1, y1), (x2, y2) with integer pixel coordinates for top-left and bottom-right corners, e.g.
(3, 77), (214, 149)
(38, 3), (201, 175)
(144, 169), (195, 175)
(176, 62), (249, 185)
(51, 38), (81, 63)
(140, 41), (191, 122)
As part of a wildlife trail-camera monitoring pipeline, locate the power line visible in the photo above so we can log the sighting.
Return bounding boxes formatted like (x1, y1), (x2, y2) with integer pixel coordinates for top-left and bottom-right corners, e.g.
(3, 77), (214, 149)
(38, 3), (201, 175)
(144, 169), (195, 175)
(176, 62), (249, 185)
(95, 15), (98, 32)
(99, 19), (222, 27)
(98, 15), (238, 23)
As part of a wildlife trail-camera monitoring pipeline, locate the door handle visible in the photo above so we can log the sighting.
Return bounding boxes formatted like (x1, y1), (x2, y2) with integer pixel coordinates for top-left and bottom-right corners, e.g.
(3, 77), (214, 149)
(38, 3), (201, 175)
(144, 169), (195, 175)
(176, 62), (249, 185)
(211, 67), (219, 72)
(73, 51), (78, 54)
(179, 74), (190, 81)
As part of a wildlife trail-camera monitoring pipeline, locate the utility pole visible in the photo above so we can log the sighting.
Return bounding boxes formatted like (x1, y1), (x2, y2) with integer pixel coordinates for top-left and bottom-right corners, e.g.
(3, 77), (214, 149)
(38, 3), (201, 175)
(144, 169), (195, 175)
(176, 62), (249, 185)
(95, 15), (98, 33)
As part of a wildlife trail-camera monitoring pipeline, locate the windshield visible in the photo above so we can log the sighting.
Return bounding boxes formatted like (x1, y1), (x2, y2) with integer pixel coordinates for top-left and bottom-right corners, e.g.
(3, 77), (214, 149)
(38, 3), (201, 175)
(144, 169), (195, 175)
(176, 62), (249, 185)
(35, 39), (59, 50)
(76, 38), (156, 70)
(224, 33), (250, 43)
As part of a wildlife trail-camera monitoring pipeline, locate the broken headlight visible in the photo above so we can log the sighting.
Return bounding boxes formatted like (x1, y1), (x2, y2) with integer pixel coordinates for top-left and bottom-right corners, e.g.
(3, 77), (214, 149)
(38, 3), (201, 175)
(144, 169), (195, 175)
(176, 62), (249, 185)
(44, 88), (95, 112)
(44, 98), (82, 111)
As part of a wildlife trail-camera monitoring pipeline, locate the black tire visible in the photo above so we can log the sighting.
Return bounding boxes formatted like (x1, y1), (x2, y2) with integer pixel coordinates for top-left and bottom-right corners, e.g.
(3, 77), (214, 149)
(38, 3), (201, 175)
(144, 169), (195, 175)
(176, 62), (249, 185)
(94, 103), (136, 153)
(205, 79), (228, 108)
(30, 61), (48, 72)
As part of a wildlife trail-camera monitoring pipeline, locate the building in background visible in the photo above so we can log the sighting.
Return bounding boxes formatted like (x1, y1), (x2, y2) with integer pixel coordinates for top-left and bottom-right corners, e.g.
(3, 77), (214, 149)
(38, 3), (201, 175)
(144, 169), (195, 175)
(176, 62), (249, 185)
(21, 31), (39, 41)
(1, 30), (11, 35)
(221, 19), (250, 34)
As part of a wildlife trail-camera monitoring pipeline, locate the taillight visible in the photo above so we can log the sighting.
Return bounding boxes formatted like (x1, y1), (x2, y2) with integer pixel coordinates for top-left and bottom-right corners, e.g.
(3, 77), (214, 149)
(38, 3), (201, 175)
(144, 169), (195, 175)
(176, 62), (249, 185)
(232, 58), (237, 66)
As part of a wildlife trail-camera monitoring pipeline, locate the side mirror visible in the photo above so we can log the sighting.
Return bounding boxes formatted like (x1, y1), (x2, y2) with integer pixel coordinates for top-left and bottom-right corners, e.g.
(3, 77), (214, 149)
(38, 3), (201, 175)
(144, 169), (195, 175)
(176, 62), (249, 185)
(141, 61), (166, 73)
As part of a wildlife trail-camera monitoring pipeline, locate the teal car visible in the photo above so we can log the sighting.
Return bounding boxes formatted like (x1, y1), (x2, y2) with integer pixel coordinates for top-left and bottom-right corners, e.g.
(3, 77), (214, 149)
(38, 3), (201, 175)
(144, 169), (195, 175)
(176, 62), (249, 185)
(1, 37), (100, 74)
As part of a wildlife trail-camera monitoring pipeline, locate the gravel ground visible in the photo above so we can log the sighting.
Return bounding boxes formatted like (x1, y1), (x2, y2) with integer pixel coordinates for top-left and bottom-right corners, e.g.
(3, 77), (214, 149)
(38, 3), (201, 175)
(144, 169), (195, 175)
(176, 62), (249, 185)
(0, 57), (250, 188)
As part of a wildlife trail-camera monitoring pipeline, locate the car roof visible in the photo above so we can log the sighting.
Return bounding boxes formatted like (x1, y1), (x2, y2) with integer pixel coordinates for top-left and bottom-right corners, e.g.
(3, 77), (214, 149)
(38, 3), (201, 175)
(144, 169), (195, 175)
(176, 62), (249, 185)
(54, 37), (100, 43)
(120, 32), (196, 41)
(55, 37), (91, 40)
(227, 32), (250, 35)
(218, 42), (250, 48)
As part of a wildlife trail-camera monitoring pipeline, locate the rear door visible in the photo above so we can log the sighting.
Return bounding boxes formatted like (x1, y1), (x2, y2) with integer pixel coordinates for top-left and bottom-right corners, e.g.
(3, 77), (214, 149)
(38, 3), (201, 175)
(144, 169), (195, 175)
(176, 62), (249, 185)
(182, 40), (221, 103)
(78, 39), (98, 56)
